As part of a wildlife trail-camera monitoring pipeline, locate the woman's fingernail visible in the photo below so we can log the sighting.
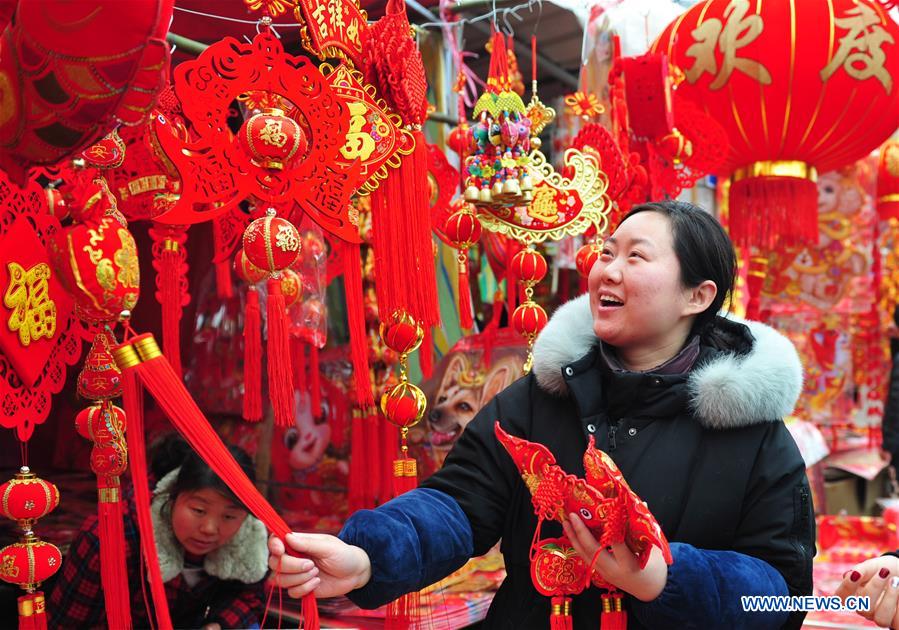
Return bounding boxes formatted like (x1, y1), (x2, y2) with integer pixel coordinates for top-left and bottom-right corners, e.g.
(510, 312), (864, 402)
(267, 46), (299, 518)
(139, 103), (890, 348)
(851, 571), (862, 582)
(891, 576), (899, 589)
(880, 568), (891, 579)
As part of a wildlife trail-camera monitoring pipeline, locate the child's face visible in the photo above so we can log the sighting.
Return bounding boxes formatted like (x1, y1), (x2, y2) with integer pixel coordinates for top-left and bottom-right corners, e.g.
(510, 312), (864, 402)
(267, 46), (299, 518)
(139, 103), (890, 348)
(171, 488), (248, 557)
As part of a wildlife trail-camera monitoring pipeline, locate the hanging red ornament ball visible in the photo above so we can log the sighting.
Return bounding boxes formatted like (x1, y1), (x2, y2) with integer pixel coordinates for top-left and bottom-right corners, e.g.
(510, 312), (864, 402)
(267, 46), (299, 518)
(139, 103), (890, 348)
(657, 128), (693, 165)
(510, 248), (548, 284)
(46, 188), (68, 221)
(447, 122), (471, 157)
(575, 242), (603, 278)
(0, 468), (60, 525)
(443, 207), (482, 248)
(513, 300), (548, 338)
(90, 442), (128, 477)
(380, 381), (428, 428)
(0, 536), (61, 588)
(279, 269), (303, 308)
(234, 248), (268, 285)
(238, 108), (306, 171)
(242, 211), (301, 274)
(379, 311), (424, 355)
(77, 333), (122, 401)
(301, 231), (327, 260)
(75, 404), (125, 446)
(48, 214), (140, 323)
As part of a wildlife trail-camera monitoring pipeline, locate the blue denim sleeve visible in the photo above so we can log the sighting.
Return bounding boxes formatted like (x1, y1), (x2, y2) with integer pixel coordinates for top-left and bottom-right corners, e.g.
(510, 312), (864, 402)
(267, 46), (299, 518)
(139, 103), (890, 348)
(337, 487), (475, 609)
(629, 542), (789, 629)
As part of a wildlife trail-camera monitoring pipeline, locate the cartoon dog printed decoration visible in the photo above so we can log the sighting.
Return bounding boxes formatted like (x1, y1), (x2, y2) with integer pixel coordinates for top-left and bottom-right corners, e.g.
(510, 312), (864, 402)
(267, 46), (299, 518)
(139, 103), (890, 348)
(413, 328), (527, 473)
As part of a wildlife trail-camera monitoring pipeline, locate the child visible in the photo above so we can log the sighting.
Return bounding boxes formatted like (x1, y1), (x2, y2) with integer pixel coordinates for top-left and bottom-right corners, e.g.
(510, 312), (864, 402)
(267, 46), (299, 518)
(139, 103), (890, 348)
(50, 436), (269, 629)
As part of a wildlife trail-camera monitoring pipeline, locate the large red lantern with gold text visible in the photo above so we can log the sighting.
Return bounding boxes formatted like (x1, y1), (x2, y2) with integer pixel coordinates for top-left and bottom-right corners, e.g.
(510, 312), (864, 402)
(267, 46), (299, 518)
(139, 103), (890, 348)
(653, 0), (899, 248)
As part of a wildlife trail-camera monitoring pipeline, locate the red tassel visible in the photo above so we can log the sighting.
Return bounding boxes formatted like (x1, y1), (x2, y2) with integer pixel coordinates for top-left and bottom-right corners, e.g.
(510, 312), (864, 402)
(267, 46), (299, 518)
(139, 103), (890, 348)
(121, 367), (174, 630)
(342, 241), (374, 408)
(158, 244), (182, 376)
(348, 409), (366, 513)
(458, 251), (474, 330)
(382, 420), (399, 500)
(292, 338), (307, 395)
(549, 596), (572, 630)
(385, 591), (420, 630)
(243, 288), (263, 422)
(365, 411), (382, 507)
(601, 592), (627, 630)
(97, 475), (132, 630)
(370, 132), (440, 329)
(215, 260), (234, 299)
(267, 279), (295, 428)
(302, 590), (320, 629)
(113, 333), (320, 630)
(746, 255), (769, 322)
(392, 456), (418, 497)
(729, 175), (819, 250)
(309, 344), (322, 419)
(419, 329), (433, 380)
(17, 593), (37, 630)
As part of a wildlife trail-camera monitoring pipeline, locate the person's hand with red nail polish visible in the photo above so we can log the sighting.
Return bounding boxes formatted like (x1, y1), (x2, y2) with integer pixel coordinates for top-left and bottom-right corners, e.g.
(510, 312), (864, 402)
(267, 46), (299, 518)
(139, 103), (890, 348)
(834, 555), (899, 626)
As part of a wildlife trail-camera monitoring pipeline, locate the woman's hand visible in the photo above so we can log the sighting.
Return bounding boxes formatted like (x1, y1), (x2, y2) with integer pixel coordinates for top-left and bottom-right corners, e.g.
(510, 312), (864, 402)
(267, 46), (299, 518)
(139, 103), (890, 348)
(268, 533), (372, 599)
(835, 555), (899, 627)
(562, 512), (668, 602)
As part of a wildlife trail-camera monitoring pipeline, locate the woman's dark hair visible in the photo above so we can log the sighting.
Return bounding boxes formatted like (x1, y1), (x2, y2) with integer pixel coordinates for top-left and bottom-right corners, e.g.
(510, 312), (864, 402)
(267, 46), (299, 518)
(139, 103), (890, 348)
(621, 200), (737, 333)
(150, 434), (255, 510)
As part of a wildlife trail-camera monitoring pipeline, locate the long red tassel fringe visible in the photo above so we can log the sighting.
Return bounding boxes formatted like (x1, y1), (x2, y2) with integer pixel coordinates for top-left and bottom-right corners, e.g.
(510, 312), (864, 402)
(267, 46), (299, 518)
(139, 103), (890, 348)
(114, 333), (320, 629)
(729, 176), (818, 250)
(243, 288), (263, 421)
(121, 368), (174, 630)
(309, 344), (322, 420)
(458, 252), (474, 331)
(370, 133), (440, 329)
(266, 279), (294, 428)
(419, 328), (433, 380)
(158, 239), (186, 378)
(292, 338), (307, 395)
(342, 241), (374, 408)
(549, 595), (572, 630)
(97, 475), (132, 629)
(601, 592), (627, 630)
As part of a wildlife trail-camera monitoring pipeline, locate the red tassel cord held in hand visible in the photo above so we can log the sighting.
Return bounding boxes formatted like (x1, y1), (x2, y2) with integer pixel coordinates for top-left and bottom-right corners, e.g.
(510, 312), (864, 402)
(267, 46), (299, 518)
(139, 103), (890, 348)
(113, 330), (320, 629)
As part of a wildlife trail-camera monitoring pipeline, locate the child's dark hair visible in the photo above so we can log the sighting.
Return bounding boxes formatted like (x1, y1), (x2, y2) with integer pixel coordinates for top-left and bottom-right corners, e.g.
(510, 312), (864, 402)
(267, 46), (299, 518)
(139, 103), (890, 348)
(150, 434), (255, 510)
(621, 201), (737, 333)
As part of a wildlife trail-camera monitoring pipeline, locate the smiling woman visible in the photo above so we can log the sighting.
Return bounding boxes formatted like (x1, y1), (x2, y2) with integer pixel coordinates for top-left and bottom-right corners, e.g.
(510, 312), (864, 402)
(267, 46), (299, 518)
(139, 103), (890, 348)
(49, 437), (270, 629)
(268, 200), (814, 630)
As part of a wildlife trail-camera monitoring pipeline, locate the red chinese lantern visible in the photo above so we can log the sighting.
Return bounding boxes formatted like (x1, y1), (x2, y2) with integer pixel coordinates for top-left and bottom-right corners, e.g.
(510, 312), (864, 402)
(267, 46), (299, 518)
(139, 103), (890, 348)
(47, 213), (140, 323)
(379, 311), (425, 356)
(238, 108), (306, 170)
(234, 248), (268, 285)
(242, 211), (302, 274)
(279, 269), (303, 308)
(653, 0), (899, 248)
(442, 204), (482, 330)
(510, 247), (548, 285)
(0, 536), (61, 590)
(576, 242), (603, 278)
(0, 469), (60, 528)
(512, 300), (548, 373)
(877, 139), (899, 220)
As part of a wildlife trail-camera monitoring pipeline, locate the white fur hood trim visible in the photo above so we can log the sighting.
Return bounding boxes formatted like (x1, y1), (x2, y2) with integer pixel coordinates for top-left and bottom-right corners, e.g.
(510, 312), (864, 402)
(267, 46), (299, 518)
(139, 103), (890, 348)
(532, 294), (804, 429)
(151, 468), (269, 584)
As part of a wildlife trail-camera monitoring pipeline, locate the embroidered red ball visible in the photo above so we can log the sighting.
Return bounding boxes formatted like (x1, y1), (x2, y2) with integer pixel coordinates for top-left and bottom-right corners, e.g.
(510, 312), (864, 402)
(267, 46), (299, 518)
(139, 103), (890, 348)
(0, 537), (62, 588)
(0, 469), (60, 525)
(279, 269), (303, 308)
(380, 381), (427, 428)
(238, 108), (306, 171)
(379, 312), (423, 355)
(234, 248), (268, 285)
(575, 242), (603, 278)
(510, 249), (548, 284)
(242, 213), (301, 274)
(512, 300), (548, 338)
(443, 207), (482, 248)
